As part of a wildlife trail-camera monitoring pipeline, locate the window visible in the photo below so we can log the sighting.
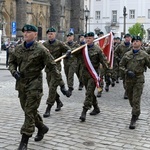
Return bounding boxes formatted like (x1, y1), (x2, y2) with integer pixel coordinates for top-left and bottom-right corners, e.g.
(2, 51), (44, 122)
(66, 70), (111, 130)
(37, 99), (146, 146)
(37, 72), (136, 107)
(148, 9), (150, 19)
(129, 10), (135, 19)
(112, 10), (117, 22)
(95, 11), (100, 20)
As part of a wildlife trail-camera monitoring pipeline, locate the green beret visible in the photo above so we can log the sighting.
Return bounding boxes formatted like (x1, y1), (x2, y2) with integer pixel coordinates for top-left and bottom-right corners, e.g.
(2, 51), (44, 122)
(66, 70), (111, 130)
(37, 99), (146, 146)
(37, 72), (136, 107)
(131, 36), (142, 43)
(87, 32), (95, 37)
(97, 31), (104, 36)
(124, 33), (131, 38)
(22, 24), (38, 32)
(116, 37), (121, 40)
(84, 33), (88, 38)
(67, 32), (74, 37)
(46, 27), (56, 33)
(79, 34), (85, 38)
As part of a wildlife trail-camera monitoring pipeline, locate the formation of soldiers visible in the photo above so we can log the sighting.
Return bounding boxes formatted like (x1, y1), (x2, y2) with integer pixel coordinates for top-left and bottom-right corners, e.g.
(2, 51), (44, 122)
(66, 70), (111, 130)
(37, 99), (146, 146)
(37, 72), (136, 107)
(8, 24), (150, 150)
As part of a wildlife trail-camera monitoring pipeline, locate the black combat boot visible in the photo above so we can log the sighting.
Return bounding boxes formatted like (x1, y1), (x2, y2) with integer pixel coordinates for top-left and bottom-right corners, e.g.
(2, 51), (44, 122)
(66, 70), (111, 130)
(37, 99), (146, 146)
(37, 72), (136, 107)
(43, 104), (52, 118)
(55, 96), (63, 111)
(90, 105), (100, 115)
(67, 87), (73, 96)
(79, 108), (88, 122)
(111, 79), (115, 87)
(78, 82), (83, 91)
(124, 91), (128, 99)
(97, 91), (102, 97)
(60, 85), (71, 97)
(34, 124), (49, 141)
(129, 115), (137, 129)
(18, 134), (30, 150)
(105, 84), (109, 92)
(116, 76), (119, 83)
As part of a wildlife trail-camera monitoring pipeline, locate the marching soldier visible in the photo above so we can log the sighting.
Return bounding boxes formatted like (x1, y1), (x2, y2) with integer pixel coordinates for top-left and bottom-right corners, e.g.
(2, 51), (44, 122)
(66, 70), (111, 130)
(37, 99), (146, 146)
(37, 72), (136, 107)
(115, 33), (132, 99)
(43, 27), (71, 118)
(9, 24), (65, 150)
(78, 32), (110, 122)
(63, 32), (80, 95)
(120, 36), (150, 129)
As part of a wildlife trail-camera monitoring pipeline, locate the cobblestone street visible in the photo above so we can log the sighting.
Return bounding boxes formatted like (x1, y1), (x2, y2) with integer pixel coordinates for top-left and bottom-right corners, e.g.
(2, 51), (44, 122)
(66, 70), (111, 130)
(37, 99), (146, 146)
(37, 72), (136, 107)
(0, 67), (150, 150)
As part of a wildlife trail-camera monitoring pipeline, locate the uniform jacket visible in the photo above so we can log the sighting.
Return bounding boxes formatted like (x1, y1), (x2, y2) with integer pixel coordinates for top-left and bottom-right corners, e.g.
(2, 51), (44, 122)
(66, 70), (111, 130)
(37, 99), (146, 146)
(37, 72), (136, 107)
(9, 41), (61, 91)
(119, 49), (150, 83)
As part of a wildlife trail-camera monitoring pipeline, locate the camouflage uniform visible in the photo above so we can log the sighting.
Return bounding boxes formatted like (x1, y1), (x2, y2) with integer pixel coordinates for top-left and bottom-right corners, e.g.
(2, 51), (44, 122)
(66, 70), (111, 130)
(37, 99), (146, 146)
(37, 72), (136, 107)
(63, 41), (79, 91)
(9, 41), (61, 136)
(120, 49), (150, 118)
(115, 41), (132, 98)
(43, 39), (70, 107)
(81, 44), (108, 109)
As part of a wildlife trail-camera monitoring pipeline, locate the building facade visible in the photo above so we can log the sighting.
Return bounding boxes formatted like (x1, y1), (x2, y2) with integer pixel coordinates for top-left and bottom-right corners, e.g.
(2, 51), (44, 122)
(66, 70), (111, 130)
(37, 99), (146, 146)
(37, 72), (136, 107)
(0, 0), (84, 41)
(84, 0), (150, 41)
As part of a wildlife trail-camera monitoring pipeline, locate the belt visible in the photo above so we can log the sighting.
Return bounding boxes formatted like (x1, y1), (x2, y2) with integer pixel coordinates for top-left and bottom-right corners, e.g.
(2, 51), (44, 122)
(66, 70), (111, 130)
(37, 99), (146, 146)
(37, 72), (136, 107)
(20, 71), (41, 78)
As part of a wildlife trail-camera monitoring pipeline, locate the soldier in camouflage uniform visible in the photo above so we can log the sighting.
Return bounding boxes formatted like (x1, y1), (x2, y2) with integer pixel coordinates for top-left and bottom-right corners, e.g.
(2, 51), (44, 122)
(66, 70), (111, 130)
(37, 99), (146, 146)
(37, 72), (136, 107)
(43, 27), (71, 118)
(120, 36), (150, 129)
(9, 24), (64, 150)
(63, 32), (80, 95)
(115, 33), (132, 99)
(78, 32), (109, 122)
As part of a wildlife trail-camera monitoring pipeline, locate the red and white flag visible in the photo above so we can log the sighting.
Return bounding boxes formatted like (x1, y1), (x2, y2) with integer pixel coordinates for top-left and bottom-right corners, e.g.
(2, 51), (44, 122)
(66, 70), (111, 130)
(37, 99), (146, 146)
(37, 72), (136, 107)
(82, 45), (102, 91)
(94, 32), (114, 68)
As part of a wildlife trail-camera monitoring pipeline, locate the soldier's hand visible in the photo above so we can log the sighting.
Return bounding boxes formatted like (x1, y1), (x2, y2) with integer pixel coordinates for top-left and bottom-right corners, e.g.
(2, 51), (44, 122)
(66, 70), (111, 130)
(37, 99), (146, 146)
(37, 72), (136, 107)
(126, 70), (135, 78)
(13, 71), (20, 80)
(60, 85), (71, 97)
(65, 50), (72, 58)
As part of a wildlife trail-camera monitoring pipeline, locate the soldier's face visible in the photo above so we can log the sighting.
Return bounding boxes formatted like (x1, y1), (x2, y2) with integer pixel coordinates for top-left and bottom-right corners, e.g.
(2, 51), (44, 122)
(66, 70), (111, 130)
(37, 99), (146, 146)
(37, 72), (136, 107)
(80, 36), (85, 42)
(125, 36), (131, 42)
(67, 35), (74, 42)
(23, 31), (37, 42)
(132, 40), (142, 49)
(86, 37), (94, 45)
(47, 32), (56, 41)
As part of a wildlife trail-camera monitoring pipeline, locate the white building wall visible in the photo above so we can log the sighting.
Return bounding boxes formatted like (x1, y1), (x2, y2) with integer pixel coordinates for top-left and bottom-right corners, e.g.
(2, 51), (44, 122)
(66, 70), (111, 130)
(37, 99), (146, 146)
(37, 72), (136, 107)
(84, 0), (150, 40)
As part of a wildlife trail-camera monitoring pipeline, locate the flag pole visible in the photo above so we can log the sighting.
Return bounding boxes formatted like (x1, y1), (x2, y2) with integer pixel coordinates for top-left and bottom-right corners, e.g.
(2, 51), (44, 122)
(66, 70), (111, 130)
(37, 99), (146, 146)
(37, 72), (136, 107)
(54, 32), (111, 63)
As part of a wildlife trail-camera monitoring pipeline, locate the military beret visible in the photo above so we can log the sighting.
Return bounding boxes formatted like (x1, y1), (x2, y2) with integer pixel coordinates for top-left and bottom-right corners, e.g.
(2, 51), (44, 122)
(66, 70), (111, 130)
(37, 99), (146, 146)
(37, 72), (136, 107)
(22, 24), (38, 32)
(116, 37), (121, 40)
(67, 32), (74, 37)
(79, 34), (85, 38)
(97, 31), (104, 36)
(46, 27), (56, 33)
(84, 33), (88, 38)
(87, 32), (95, 37)
(131, 36), (142, 42)
(124, 33), (131, 38)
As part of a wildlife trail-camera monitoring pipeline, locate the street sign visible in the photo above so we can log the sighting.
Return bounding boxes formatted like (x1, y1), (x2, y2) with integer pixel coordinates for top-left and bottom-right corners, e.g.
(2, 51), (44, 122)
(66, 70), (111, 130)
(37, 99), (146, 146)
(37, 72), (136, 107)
(11, 22), (16, 37)
(70, 28), (74, 33)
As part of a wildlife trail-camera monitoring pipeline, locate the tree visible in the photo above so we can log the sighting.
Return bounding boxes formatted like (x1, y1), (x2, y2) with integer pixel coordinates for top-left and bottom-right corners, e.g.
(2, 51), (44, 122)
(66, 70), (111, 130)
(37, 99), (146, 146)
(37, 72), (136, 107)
(128, 23), (145, 39)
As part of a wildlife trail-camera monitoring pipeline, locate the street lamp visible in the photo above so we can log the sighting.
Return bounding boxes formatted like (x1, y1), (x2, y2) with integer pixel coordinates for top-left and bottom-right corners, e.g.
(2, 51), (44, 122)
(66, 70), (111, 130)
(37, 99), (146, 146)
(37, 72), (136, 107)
(123, 6), (127, 35)
(84, 7), (90, 33)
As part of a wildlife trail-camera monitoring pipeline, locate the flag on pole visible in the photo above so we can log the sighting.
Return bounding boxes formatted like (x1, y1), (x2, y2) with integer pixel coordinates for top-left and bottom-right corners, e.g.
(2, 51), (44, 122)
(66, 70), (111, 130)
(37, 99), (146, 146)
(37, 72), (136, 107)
(95, 32), (114, 68)
(82, 45), (102, 92)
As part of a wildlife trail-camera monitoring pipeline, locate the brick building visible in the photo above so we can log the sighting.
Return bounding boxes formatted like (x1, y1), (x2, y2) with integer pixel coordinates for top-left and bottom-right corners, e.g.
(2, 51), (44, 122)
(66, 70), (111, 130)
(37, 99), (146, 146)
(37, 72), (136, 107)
(0, 0), (84, 41)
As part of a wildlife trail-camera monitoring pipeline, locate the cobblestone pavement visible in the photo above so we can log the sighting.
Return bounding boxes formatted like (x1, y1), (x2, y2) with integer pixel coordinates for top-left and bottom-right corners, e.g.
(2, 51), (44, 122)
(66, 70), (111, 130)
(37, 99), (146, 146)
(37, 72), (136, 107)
(0, 68), (150, 150)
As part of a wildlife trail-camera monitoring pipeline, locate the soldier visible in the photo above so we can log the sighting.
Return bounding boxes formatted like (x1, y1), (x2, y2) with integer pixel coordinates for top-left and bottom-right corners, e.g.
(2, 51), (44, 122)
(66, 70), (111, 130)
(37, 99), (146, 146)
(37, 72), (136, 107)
(63, 32), (80, 95)
(115, 33), (132, 99)
(9, 24), (64, 150)
(77, 34), (86, 90)
(43, 27), (71, 118)
(79, 32), (109, 122)
(120, 36), (150, 129)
